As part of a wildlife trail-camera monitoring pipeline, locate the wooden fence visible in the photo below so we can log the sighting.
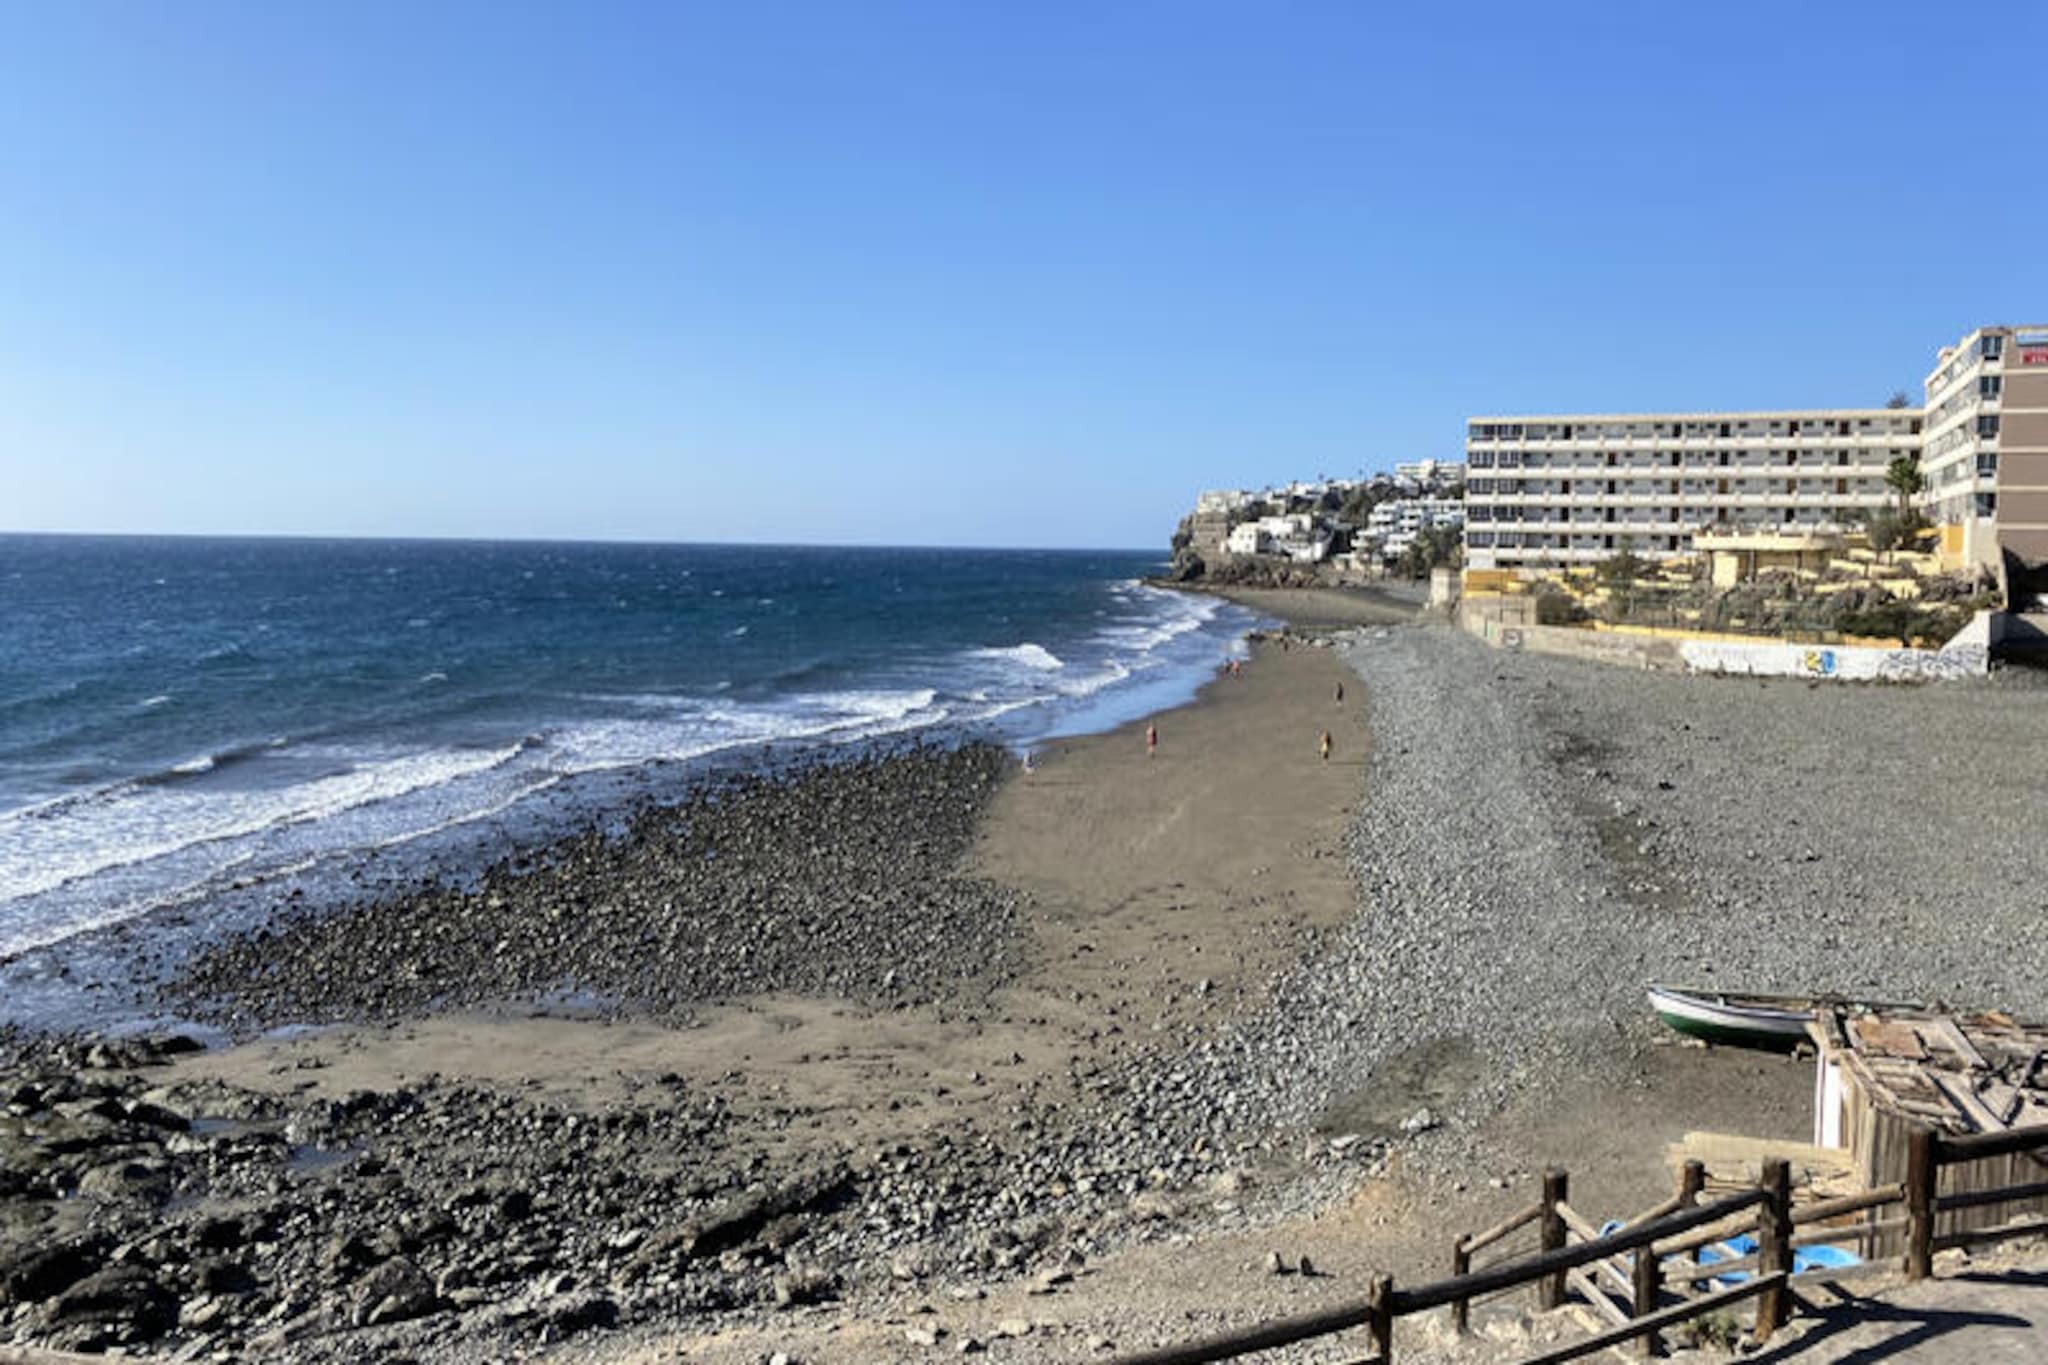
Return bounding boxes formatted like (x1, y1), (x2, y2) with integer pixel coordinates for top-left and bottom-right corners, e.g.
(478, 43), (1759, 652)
(1115, 1123), (2048, 1365)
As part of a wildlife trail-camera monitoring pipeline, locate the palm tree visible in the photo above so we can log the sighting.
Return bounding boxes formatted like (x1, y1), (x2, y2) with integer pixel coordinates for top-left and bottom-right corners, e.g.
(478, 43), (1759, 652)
(1884, 456), (1925, 519)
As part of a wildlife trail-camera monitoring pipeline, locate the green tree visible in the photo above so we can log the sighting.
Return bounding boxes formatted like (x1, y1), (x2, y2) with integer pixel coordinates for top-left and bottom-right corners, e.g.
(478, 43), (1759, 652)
(1884, 456), (1925, 518)
(1395, 523), (1462, 579)
(1337, 482), (1388, 526)
(1595, 539), (1645, 615)
(1885, 390), (1913, 411)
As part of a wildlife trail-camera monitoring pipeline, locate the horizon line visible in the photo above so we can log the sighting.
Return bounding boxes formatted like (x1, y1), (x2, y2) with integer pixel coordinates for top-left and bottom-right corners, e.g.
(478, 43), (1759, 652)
(0, 527), (1165, 556)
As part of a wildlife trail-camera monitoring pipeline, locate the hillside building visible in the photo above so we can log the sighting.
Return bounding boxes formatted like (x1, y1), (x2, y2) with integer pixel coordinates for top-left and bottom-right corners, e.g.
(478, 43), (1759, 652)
(1364, 497), (1465, 563)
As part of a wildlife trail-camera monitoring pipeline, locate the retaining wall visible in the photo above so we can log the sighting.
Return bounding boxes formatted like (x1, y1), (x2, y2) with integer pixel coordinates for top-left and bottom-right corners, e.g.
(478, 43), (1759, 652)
(1458, 599), (1992, 681)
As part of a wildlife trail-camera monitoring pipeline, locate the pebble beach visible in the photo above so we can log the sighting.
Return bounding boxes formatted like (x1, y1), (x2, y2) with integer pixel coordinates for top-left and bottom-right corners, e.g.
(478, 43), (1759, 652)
(7, 600), (2048, 1362)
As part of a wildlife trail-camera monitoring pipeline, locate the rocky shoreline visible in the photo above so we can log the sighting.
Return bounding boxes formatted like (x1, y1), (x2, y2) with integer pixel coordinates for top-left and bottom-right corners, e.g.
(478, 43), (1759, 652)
(166, 742), (1026, 1030)
(10, 620), (2048, 1362)
(0, 719), (1382, 1362)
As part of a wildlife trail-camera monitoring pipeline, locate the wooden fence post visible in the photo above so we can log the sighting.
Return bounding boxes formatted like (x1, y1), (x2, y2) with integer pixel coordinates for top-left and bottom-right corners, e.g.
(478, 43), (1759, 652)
(1905, 1125), (1937, 1281)
(1538, 1168), (1569, 1310)
(1449, 1239), (1470, 1336)
(1367, 1273), (1394, 1364)
(1678, 1160), (1705, 1267)
(1754, 1156), (1792, 1342)
(1631, 1235), (1665, 1359)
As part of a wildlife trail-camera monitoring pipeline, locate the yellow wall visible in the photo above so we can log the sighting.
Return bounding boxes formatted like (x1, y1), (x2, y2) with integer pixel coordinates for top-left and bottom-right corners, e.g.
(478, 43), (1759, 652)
(1461, 569), (1519, 594)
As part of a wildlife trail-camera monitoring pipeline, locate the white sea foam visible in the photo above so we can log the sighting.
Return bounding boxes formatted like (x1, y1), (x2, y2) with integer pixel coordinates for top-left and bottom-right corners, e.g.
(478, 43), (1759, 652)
(0, 741), (530, 918)
(543, 687), (946, 777)
(169, 755), (216, 776)
(1, 576), (1252, 963)
(969, 643), (1064, 672)
(1054, 661), (1133, 698)
(139, 695), (172, 709)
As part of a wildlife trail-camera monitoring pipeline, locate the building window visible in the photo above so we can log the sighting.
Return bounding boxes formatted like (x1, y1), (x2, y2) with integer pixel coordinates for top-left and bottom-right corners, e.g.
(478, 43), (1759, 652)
(1976, 492), (1998, 517)
(1983, 334), (2005, 360)
(1981, 375), (2003, 398)
(1978, 415), (2001, 438)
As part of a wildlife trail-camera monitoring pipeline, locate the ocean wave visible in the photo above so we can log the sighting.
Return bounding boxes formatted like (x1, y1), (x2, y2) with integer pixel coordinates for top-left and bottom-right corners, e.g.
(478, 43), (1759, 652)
(1, 568), (1259, 964)
(139, 694), (173, 709)
(132, 737), (295, 788)
(1054, 661), (1133, 698)
(0, 679), (84, 716)
(968, 643), (1065, 672)
(0, 740), (534, 914)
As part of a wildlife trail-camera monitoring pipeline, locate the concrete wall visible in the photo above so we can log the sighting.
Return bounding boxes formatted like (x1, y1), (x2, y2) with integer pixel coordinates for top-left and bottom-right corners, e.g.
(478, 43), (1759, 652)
(1674, 635), (1987, 681)
(1459, 598), (1994, 681)
(1459, 599), (1682, 670)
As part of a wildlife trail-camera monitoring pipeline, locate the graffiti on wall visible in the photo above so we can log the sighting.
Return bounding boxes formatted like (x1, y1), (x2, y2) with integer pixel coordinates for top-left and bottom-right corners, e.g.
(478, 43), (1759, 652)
(1678, 638), (1986, 682)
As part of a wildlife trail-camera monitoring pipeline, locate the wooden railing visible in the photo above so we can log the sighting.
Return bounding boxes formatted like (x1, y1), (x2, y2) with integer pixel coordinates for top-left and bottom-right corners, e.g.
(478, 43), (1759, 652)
(1116, 1122), (2048, 1365)
(1908, 1124), (2048, 1276)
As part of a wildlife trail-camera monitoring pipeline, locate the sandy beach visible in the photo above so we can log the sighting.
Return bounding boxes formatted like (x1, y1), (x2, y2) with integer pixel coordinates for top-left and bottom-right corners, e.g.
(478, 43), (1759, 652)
(9, 595), (2048, 1362)
(1, 622), (1389, 1361)
(163, 633), (1367, 1163)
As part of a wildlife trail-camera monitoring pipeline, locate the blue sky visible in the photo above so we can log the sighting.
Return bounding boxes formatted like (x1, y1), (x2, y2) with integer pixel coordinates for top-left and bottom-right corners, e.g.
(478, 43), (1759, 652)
(2, 2), (2042, 549)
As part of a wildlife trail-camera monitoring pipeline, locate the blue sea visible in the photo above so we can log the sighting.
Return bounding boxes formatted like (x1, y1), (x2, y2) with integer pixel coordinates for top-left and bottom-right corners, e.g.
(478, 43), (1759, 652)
(0, 536), (1255, 995)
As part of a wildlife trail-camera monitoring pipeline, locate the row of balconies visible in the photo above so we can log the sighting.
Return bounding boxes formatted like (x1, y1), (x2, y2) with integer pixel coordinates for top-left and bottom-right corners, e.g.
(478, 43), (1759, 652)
(1927, 395), (1998, 429)
(1471, 490), (1884, 507)
(1471, 475), (1888, 492)
(1473, 531), (1842, 560)
(1467, 429), (1919, 446)
(1468, 454), (1911, 474)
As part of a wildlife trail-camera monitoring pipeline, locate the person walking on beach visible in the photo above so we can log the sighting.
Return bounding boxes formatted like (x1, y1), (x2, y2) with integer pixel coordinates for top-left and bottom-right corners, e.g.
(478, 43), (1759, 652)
(1146, 722), (1158, 759)
(1319, 729), (1332, 763)
(1334, 681), (1344, 705)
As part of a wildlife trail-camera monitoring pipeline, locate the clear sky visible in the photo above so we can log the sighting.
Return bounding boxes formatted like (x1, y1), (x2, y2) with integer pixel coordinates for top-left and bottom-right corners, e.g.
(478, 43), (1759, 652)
(2, 2), (2042, 549)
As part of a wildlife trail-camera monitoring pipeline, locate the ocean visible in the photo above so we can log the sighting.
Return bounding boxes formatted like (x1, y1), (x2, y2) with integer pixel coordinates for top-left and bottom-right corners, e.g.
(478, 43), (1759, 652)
(0, 535), (1257, 1012)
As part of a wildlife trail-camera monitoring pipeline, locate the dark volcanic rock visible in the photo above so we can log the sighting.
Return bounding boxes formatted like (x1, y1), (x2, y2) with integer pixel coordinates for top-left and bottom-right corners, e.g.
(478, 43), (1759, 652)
(1, 1234), (112, 1303)
(350, 1255), (438, 1327)
(164, 742), (1024, 1028)
(40, 1265), (177, 1347)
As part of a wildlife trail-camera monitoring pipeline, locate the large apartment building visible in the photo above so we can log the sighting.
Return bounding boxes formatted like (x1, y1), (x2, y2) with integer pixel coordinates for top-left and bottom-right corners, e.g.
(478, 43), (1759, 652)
(1922, 325), (2048, 566)
(1463, 324), (2048, 573)
(1463, 409), (1918, 569)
